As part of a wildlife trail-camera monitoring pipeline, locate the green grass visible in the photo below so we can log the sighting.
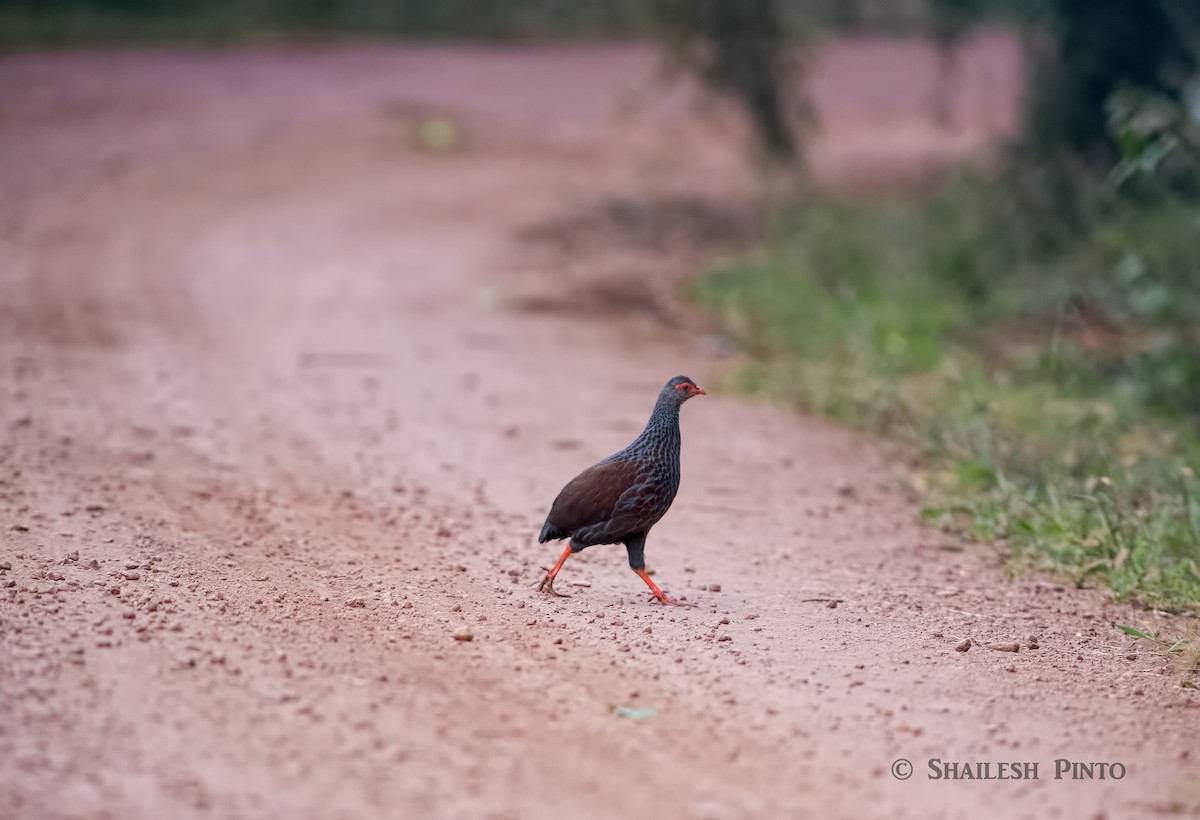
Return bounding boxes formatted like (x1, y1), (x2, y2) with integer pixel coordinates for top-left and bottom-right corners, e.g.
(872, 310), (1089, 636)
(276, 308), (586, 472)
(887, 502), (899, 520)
(0, 0), (661, 50)
(0, 0), (1004, 51)
(1116, 623), (1200, 686)
(693, 178), (1200, 612)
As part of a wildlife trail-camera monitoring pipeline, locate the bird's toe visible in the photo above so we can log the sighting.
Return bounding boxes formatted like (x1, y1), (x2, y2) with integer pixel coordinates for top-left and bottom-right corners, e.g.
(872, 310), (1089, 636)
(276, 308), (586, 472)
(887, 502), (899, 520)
(538, 576), (570, 597)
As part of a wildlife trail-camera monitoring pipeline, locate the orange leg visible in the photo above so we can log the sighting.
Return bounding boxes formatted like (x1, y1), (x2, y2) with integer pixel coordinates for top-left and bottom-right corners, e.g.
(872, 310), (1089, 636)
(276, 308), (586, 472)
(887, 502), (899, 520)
(634, 569), (682, 606)
(538, 545), (573, 597)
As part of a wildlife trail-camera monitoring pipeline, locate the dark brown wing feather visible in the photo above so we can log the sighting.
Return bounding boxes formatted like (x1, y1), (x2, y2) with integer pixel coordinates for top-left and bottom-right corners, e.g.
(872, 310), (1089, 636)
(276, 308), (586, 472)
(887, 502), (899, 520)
(545, 457), (645, 535)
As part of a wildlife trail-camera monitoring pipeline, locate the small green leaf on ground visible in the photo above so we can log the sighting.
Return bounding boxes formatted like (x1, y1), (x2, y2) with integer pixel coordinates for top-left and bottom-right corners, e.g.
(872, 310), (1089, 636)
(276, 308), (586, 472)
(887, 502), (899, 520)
(1116, 624), (1158, 641)
(611, 706), (658, 720)
(414, 118), (461, 153)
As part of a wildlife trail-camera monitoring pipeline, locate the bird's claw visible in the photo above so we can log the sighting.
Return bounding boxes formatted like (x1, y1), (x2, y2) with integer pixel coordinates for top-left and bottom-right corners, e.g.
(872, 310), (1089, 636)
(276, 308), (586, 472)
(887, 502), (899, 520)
(648, 592), (688, 607)
(538, 576), (570, 597)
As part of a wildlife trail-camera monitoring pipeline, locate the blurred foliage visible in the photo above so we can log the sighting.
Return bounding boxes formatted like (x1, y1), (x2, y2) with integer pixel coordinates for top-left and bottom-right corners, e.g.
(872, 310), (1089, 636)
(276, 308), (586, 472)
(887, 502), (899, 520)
(654, 0), (800, 161)
(937, 0), (1200, 246)
(1016, 0), (1197, 171)
(694, 181), (1200, 610)
(0, 0), (960, 48)
(690, 1), (1200, 610)
(1107, 81), (1200, 186)
(0, 0), (663, 45)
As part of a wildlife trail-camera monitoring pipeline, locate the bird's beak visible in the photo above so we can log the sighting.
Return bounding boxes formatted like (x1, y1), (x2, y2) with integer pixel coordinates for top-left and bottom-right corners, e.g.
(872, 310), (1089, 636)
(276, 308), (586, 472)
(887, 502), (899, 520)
(694, 387), (706, 395)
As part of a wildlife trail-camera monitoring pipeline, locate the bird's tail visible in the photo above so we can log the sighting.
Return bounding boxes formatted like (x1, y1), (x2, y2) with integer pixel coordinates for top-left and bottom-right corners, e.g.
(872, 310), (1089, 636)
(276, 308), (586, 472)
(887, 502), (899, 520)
(538, 520), (566, 543)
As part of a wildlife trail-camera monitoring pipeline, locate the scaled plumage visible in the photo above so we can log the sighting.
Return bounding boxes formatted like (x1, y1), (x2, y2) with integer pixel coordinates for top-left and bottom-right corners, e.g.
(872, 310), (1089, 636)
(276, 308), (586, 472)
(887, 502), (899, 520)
(536, 375), (704, 604)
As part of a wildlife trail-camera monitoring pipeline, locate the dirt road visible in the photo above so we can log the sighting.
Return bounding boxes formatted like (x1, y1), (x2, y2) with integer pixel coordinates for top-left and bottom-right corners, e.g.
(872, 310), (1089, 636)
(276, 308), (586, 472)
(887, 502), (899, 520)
(2, 39), (1197, 820)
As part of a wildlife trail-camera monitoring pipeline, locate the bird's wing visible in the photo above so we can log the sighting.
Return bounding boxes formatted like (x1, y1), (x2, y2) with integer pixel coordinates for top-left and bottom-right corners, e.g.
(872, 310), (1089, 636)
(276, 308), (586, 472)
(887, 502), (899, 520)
(545, 457), (649, 533)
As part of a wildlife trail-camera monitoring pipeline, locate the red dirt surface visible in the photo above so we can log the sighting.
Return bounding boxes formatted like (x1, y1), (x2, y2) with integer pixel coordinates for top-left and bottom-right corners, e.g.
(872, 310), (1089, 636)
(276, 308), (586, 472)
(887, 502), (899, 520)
(2, 36), (1197, 820)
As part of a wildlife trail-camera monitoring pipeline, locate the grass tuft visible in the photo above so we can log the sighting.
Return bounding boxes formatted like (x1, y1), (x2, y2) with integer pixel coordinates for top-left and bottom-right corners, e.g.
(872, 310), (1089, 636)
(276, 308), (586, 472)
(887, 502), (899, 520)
(1116, 623), (1200, 686)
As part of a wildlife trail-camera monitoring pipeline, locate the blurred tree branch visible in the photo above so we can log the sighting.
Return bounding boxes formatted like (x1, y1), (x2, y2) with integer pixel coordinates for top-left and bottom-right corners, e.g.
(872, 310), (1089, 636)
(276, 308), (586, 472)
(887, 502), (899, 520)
(655, 0), (800, 163)
(927, 0), (988, 128)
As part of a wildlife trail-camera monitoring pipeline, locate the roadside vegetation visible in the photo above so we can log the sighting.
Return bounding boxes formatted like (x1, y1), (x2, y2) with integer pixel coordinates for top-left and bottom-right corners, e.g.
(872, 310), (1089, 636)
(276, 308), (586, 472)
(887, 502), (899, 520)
(695, 181), (1200, 611)
(692, 1), (1200, 612)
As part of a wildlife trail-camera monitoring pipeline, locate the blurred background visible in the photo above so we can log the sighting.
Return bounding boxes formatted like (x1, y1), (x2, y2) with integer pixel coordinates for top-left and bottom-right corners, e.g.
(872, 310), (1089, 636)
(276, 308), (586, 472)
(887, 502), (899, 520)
(2, 0), (1198, 612)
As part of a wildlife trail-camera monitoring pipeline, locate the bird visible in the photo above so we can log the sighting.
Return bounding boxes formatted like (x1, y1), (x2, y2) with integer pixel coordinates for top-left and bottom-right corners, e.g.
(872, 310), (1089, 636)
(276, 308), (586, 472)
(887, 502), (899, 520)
(536, 375), (705, 605)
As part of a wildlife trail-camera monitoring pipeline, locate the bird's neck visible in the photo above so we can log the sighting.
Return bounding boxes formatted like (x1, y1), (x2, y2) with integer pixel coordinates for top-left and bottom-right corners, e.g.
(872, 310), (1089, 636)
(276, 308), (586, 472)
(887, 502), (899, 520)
(635, 395), (680, 444)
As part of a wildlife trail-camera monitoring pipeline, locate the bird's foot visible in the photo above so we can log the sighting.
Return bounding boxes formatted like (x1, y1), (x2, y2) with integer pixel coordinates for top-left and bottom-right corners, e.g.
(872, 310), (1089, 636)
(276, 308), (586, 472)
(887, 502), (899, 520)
(538, 545), (573, 597)
(537, 575), (570, 597)
(634, 569), (689, 606)
(648, 591), (689, 607)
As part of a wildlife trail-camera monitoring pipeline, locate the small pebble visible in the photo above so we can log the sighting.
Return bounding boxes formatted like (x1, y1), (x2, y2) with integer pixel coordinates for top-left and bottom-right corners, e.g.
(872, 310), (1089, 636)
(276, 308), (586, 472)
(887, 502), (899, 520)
(955, 639), (972, 652)
(453, 627), (474, 642)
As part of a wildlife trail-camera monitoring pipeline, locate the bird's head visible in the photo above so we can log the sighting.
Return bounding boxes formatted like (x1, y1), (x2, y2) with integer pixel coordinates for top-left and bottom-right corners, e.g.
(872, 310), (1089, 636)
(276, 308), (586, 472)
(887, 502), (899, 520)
(663, 375), (706, 404)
